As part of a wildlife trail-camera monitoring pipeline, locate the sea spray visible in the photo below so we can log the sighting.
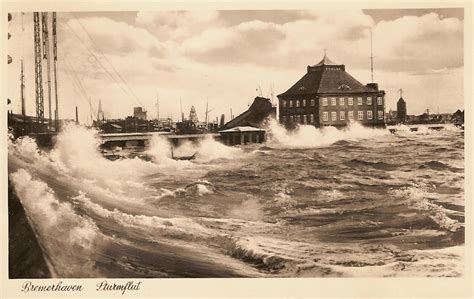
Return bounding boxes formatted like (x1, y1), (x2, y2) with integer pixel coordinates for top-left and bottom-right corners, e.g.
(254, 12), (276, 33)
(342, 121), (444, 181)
(265, 119), (388, 149)
(147, 133), (245, 163)
(10, 169), (103, 277)
(7, 119), (464, 278)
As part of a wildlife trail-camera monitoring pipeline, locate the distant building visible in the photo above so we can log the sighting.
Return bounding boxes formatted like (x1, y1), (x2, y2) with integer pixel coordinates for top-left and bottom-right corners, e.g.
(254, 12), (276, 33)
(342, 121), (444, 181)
(386, 109), (398, 124)
(133, 107), (147, 120)
(397, 97), (407, 123)
(277, 53), (385, 128)
(452, 109), (464, 124)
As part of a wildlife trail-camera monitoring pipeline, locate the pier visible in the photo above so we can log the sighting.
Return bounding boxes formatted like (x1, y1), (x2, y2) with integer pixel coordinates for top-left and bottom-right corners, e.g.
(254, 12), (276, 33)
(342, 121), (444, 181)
(386, 123), (453, 133)
(99, 132), (221, 148)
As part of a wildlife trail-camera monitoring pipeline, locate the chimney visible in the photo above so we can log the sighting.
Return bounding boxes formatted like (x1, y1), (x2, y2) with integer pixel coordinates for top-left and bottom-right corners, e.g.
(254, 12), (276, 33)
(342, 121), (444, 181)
(366, 83), (378, 91)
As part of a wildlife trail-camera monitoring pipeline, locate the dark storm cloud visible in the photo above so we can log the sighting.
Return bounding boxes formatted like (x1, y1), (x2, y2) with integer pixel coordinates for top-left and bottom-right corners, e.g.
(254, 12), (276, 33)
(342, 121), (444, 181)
(364, 8), (463, 23)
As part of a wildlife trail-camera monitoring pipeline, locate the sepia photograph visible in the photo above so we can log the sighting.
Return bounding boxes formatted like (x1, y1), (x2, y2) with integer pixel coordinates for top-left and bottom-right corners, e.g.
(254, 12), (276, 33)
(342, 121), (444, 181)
(4, 3), (468, 284)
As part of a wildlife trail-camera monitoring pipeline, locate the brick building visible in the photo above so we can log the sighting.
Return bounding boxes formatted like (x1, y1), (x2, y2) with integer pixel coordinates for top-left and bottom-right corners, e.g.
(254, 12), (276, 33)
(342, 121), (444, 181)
(277, 54), (385, 128)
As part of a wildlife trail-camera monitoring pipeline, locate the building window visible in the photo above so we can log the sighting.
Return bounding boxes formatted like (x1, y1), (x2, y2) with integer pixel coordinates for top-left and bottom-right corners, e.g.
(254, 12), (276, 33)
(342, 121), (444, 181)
(282, 115), (287, 124)
(290, 115), (294, 122)
(367, 110), (373, 120)
(302, 99), (306, 107)
(282, 100), (287, 108)
(289, 100), (293, 108)
(378, 111), (384, 120)
(331, 111), (337, 121)
(323, 112), (328, 122)
(358, 111), (364, 120)
(310, 99), (315, 106)
(367, 97), (372, 105)
(348, 111), (354, 120)
(331, 98), (337, 106)
(339, 97), (345, 105)
(340, 111), (345, 120)
(303, 115), (307, 124)
(357, 97), (363, 105)
(296, 100), (300, 108)
(377, 96), (383, 105)
(310, 114), (314, 124)
(348, 97), (353, 105)
(322, 98), (328, 106)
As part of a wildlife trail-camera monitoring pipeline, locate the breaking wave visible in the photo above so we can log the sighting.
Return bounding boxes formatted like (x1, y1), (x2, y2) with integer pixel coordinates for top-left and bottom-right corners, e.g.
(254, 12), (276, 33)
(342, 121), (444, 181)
(265, 119), (388, 149)
(10, 169), (103, 277)
(390, 184), (463, 232)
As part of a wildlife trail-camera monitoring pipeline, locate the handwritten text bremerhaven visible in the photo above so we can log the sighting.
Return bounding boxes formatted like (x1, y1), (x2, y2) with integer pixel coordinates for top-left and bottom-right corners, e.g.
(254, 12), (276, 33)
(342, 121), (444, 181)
(21, 280), (142, 295)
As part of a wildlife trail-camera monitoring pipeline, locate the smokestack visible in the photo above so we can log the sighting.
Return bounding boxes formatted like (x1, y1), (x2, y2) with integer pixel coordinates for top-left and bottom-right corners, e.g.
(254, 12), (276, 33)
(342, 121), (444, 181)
(75, 106), (79, 124)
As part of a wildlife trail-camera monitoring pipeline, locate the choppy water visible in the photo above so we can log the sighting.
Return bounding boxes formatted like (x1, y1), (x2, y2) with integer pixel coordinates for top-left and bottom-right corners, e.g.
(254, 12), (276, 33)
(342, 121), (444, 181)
(8, 121), (464, 278)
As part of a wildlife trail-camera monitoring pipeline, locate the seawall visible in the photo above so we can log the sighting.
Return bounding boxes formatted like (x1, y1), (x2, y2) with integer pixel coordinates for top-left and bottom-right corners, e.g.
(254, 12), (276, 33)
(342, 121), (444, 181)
(8, 178), (52, 278)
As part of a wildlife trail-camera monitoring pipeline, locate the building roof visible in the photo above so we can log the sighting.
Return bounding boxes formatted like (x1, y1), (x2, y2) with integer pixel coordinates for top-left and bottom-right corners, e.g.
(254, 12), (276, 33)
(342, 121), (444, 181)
(311, 53), (339, 67)
(102, 123), (122, 129)
(222, 97), (275, 130)
(278, 54), (379, 97)
(219, 126), (265, 133)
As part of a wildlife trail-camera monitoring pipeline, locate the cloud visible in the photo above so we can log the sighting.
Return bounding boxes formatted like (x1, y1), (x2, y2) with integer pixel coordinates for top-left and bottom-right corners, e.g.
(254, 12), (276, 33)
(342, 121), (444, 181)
(177, 10), (462, 75)
(373, 13), (463, 72)
(5, 10), (464, 123)
(64, 16), (168, 57)
(135, 11), (221, 41)
(182, 20), (286, 65)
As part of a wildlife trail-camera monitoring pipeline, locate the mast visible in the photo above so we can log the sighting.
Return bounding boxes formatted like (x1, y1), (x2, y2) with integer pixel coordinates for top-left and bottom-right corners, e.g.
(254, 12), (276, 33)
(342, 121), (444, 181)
(52, 12), (60, 132)
(33, 12), (44, 132)
(89, 97), (93, 126)
(42, 12), (53, 126)
(20, 60), (25, 118)
(370, 30), (374, 83)
(180, 97), (183, 121)
(156, 92), (159, 120)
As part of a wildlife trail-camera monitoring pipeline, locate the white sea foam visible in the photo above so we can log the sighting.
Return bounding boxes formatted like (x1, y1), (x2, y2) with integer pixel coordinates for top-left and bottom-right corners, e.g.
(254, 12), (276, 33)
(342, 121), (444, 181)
(265, 119), (388, 149)
(390, 184), (462, 232)
(73, 192), (216, 240)
(10, 169), (103, 277)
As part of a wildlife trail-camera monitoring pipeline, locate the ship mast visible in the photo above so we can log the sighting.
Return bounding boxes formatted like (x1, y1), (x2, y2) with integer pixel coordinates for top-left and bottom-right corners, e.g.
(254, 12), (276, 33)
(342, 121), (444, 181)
(20, 60), (26, 118)
(370, 30), (374, 83)
(52, 12), (60, 132)
(33, 12), (44, 132)
(41, 13), (53, 127)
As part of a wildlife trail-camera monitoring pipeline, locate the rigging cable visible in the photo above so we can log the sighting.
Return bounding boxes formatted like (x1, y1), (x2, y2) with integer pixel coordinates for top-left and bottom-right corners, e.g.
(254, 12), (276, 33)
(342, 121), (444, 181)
(61, 20), (142, 107)
(71, 12), (145, 107)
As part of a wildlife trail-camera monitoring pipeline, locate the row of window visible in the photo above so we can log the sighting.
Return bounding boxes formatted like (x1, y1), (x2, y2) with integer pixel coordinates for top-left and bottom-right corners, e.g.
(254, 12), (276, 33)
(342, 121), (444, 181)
(322, 96), (383, 107)
(282, 99), (316, 108)
(281, 110), (384, 125)
(322, 110), (383, 121)
(281, 114), (316, 125)
(281, 96), (383, 109)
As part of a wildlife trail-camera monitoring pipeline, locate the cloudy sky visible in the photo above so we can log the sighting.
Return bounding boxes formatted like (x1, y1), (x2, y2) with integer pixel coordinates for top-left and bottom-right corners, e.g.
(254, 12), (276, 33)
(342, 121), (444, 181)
(7, 8), (464, 124)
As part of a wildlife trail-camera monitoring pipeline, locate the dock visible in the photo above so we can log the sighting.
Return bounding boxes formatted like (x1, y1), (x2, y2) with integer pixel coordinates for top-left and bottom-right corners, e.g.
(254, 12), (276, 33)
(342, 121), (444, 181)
(99, 132), (220, 148)
(386, 123), (453, 133)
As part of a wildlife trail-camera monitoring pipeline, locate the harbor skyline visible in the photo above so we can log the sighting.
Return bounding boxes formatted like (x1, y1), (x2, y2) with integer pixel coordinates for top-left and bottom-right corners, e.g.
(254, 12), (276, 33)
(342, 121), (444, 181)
(6, 8), (463, 124)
